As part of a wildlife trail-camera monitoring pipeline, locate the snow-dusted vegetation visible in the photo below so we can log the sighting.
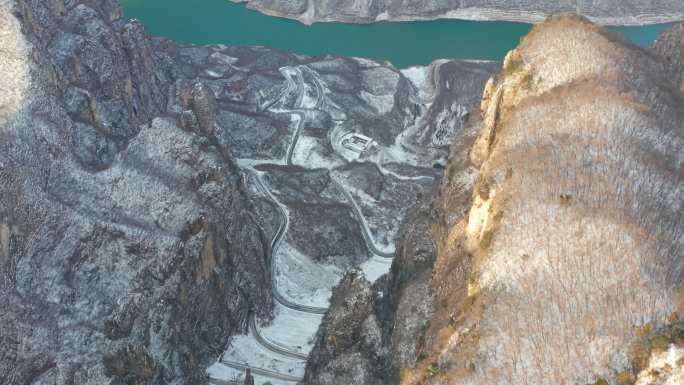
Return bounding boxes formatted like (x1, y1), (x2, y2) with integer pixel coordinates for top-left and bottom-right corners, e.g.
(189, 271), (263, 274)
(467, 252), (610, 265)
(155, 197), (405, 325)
(409, 15), (684, 385)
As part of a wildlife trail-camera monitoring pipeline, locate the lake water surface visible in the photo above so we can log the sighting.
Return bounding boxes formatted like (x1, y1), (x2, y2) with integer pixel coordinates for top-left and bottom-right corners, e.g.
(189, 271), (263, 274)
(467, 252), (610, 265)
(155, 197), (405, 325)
(120, 0), (674, 68)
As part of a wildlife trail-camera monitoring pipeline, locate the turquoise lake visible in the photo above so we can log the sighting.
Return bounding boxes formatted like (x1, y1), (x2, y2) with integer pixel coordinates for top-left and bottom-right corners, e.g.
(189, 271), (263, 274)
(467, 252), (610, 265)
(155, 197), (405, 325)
(120, 0), (674, 68)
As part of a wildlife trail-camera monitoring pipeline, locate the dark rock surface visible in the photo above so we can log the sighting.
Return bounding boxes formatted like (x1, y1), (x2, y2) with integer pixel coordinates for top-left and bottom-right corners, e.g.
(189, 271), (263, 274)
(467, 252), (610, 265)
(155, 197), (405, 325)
(1, 1), (500, 384)
(233, 0), (684, 25)
(303, 270), (391, 385)
(0, 1), (271, 384)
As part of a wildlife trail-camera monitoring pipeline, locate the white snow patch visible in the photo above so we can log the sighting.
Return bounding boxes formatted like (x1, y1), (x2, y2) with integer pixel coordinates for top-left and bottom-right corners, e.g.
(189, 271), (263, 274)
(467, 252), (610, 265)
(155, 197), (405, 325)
(207, 363), (244, 383)
(208, 363), (296, 385)
(204, 69), (223, 78)
(256, 302), (323, 355)
(209, 51), (239, 65)
(236, 158), (286, 168)
(360, 256), (393, 282)
(299, 86), (317, 109)
(377, 164), (435, 181)
(274, 242), (343, 308)
(401, 65), (435, 100)
(359, 90), (395, 115)
(333, 175), (397, 254)
(291, 135), (343, 169)
(220, 334), (305, 377)
(375, 11), (389, 20)
(353, 56), (382, 67)
(635, 345), (684, 385)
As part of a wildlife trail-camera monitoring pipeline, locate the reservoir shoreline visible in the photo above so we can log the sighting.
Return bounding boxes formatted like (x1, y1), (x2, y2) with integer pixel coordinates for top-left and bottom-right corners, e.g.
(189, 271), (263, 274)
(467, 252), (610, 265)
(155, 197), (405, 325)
(231, 0), (684, 27)
(121, 0), (677, 68)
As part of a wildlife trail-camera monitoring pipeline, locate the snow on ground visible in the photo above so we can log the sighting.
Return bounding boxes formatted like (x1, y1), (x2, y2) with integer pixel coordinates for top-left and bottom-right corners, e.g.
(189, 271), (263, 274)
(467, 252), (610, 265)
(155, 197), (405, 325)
(250, 372), (295, 385)
(429, 102), (469, 146)
(286, 112), (302, 159)
(291, 135), (344, 169)
(329, 122), (366, 163)
(353, 57), (383, 68)
(211, 60), (451, 384)
(256, 302), (323, 355)
(221, 334), (306, 377)
(359, 90), (395, 115)
(360, 255), (393, 282)
(382, 127), (445, 167)
(375, 11), (389, 21)
(377, 164), (436, 181)
(333, 174), (397, 255)
(401, 65), (436, 101)
(208, 363), (295, 385)
(351, 186), (397, 254)
(207, 362), (244, 383)
(299, 81), (317, 109)
(237, 158), (286, 168)
(274, 242), (343, 308)
(209, 51), (239, 65)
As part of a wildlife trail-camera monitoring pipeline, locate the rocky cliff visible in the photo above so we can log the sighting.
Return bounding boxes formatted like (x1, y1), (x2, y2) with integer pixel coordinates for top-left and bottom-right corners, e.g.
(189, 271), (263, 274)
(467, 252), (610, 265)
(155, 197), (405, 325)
(232, 0), (684, 25)
(0, 1), (501, 384)
(654, 23), (684, 91)
(304, 16), (684, 385)
(0, 1), (272, 384)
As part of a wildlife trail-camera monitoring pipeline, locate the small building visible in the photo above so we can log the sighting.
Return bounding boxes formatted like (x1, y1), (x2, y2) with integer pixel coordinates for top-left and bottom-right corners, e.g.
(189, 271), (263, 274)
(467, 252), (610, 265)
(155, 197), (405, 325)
(341, 133), (375, 153)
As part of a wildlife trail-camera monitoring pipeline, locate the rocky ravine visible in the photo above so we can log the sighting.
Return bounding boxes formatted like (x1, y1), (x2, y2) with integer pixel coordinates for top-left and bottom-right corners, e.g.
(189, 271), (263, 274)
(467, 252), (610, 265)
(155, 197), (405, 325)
(0, 0), (498, 384)
(232, 0), (684, 25)
(304, 16), (684, 385)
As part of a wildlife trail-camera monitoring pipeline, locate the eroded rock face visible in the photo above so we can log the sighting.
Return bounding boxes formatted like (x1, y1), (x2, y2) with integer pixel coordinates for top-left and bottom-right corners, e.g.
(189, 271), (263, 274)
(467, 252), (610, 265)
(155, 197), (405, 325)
(303, 193), (443, 384)
(0, 1), (271, 384)
(303, 270), (391, 385)
(230, 0), (684, 25)
(635, 345), (684, 385)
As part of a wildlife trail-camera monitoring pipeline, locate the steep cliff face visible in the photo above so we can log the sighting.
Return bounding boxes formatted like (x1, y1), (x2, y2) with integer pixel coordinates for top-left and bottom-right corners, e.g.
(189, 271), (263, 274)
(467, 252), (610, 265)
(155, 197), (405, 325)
(408, 15), (684, 385)
(232, 0), (684, 25)
(0, 1), (271, 384)
(1, 1), (505, 383)
(302, 194), (442, 385)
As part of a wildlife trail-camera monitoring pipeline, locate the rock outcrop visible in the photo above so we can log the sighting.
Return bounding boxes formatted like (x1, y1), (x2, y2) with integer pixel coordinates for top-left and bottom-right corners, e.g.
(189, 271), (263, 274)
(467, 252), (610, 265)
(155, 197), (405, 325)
(301, 192), (445, 383)
(232, 0), (684, 25)
(303, 270), (388, 385)
(1, 1), (501, 384)
(654, 23), (684, 91)
(0, 1), (271, 384)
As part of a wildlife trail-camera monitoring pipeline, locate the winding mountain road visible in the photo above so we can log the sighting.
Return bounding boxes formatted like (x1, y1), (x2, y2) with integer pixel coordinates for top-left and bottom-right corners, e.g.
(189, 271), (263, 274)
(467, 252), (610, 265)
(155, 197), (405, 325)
(249, 315), (309, 360)
(332, 178), (395, 258)
(248, 169), (328, 315)
(212, 64), (396, 385)
(216, 361), (303, 382)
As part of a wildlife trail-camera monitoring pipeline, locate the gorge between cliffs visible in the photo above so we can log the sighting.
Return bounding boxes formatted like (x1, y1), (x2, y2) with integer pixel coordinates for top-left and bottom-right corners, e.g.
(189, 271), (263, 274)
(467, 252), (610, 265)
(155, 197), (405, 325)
(0, 1), (683, 385)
